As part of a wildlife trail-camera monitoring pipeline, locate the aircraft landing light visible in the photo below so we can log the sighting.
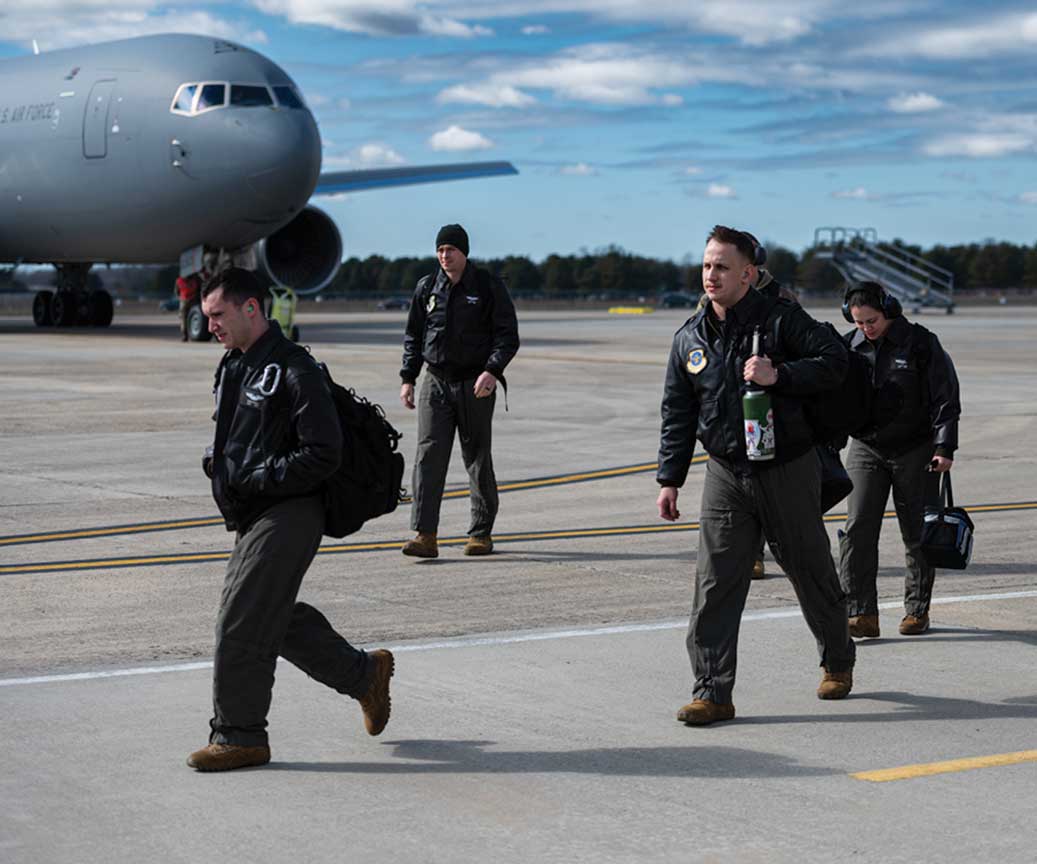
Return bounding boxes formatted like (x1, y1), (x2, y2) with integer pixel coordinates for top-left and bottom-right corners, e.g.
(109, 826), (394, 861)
(1, 499), (1034, 576)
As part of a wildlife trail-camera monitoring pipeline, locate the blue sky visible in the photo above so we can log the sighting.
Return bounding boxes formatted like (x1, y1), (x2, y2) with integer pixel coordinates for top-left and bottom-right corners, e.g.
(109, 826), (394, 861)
(4, 2), (1037, 262)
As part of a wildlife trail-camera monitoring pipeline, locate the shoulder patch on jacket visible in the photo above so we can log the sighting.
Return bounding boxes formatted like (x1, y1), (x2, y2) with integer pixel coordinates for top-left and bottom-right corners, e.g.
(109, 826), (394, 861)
(686, 349), (707, 374)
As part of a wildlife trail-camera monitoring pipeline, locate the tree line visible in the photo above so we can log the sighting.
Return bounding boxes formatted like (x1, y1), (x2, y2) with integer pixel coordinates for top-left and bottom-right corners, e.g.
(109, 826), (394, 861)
(328, 238), (1037, 299)
(5, 237), (1036, 299)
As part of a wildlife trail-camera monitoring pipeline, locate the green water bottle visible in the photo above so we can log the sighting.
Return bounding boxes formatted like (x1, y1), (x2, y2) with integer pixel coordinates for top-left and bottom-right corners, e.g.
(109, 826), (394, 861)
(743, 326), (775, 461)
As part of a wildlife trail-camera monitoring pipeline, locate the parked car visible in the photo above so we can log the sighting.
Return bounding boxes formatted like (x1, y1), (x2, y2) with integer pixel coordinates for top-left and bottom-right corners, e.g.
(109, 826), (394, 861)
(376, 296), (410, 310)
(658, 291), (699, 309)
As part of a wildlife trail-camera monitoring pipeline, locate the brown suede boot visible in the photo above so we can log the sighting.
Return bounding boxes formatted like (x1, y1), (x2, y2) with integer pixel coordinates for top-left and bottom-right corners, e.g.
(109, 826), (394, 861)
(358, 649), (394, 736)
(677, 699), (736, 726)
(402, 532), (438, 558)
(187, 743), (271, 772)
(751, 559), (765, 579)
(817, 669), (853, 700)
(848, 614), (880, 638)
(899, 613), (930, 635)
(463, 535), (493, 556)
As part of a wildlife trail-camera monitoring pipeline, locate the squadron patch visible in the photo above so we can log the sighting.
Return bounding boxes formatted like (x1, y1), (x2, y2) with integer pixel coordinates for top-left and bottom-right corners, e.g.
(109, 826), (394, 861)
(686, 349), (707, 374)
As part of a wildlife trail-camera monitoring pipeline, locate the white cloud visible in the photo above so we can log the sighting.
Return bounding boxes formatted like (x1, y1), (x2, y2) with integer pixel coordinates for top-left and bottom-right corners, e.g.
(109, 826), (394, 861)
(661, 93), (684, 106)
(1019, 192), (1037, 205)
(466, 43), (705, 106)
(887, 92), (943, 114)
(251, 0), (491, 38)
(707, 183), (736, 199)
(355, 144), (406, 166)
(442, 0), (827, 46)
(684, 166), (703, 175)
(322, 143), (407, 169)
(521, 25), (550, 35)
(560, 162), (597, 176)
(438, 83), (536, 108)
(832, 186), (875, 200)
(428, 125), (494, 151)
(1, 3), (266, 50)
(923, 134), (1033, 158)
(860, 12), (1037, 59)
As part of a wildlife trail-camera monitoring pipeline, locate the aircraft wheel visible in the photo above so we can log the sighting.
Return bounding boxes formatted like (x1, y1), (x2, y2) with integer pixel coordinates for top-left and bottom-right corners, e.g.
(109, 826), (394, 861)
(187, 304), (212, 342)
(76, 295), (92, 326)
(51, 291), (78, 326)
(33, 291), (54, 326)
(87, 290), (114, 327)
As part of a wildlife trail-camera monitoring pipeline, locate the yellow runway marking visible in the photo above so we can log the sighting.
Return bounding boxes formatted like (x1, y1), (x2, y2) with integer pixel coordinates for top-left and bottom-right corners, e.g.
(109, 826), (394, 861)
(0, 522), (701, 575)
(852, 749), (1037, 783)
(1, 552), (234, 573)
(0, 518), (224, 546)
(0, 458), (705, 547)
(2, 499), (1034, 575)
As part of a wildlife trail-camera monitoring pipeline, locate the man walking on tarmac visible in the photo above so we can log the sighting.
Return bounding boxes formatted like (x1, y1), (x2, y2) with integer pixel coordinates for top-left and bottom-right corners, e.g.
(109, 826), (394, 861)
(399, 224), (519, 559)
(693, 231), (797, 580)
(188, 267), (394, 772)
(656, 226), (857, 726)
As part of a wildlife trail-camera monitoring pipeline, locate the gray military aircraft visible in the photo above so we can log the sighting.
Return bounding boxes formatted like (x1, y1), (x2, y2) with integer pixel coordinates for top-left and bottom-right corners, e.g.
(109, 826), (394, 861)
(0, 34), (516, 336)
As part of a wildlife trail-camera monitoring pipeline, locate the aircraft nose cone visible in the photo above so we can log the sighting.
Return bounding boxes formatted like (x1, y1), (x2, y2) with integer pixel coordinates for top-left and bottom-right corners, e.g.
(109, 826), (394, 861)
(243, 111), (321, 215)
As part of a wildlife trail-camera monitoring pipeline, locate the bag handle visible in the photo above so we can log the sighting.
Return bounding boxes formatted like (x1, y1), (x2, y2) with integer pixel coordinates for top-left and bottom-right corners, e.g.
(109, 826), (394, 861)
(939, 471), (954, 510)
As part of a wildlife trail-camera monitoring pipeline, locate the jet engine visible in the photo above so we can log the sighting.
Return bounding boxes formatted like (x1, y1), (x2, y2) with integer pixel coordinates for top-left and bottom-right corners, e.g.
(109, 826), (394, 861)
(254, 205), (343, 295)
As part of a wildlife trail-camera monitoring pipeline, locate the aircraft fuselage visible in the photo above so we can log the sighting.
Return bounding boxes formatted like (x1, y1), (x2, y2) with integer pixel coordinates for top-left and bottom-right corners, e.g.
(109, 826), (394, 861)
(0, 34), (321, 265)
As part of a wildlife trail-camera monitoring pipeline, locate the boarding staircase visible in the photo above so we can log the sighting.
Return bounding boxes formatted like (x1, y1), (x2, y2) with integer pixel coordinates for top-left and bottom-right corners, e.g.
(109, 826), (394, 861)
(813, 227), (955, 313)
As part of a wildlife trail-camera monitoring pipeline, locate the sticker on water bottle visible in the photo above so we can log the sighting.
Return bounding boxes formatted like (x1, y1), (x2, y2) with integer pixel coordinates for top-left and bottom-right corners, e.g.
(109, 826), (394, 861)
(745, 409), (775, 459)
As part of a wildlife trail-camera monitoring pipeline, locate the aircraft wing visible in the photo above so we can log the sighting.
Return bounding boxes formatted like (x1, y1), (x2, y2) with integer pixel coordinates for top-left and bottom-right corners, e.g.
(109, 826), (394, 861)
(314, 161), (517, 195)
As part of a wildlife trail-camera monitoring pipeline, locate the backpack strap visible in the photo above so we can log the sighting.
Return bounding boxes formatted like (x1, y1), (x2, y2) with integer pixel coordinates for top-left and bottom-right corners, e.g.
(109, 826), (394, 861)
(417, 272), (436, 309)
(911, 322), (934, 370)
(753, 293), (783, 355)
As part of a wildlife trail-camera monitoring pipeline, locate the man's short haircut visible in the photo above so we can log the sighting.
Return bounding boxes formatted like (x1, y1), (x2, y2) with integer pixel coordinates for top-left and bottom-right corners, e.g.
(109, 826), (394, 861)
(202, 267), (268, 308)
(707, 225), (756, 263)
(844, 280), (886, 312)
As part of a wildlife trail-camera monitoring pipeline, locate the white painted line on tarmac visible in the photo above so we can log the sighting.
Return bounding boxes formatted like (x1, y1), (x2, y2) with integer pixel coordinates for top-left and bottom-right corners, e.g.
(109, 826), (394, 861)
(0, 661), (215, 688)
(2, 589), (1036, 689)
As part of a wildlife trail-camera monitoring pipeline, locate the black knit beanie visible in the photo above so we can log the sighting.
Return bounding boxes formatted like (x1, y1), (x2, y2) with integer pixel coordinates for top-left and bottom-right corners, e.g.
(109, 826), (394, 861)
(435, 224), (469, 256)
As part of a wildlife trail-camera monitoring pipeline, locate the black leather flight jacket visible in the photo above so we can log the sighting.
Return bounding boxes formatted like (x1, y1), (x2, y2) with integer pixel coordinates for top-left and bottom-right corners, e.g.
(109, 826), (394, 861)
(209, 322), (342, 531)
(848, 316), (960, 458)
(400, 263), (519, 385)
(657, 289), (848, 486)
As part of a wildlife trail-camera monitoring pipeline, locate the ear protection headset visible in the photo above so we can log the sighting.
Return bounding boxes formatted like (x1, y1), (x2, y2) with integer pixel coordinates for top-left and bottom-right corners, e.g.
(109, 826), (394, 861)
(841, 280), (902, 323)
(739, 230), (767, 267)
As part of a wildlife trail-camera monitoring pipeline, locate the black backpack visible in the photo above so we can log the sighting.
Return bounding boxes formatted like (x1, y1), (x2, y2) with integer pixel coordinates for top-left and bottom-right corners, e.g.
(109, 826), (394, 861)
(320, 364), (406, 538)
(803, 323), (875, 446)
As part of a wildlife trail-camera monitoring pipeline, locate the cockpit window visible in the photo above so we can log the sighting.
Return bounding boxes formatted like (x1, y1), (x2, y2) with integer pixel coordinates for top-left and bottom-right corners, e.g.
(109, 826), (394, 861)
(230, 85), (273, 107)
(273, 86), (304, 109)
(171, 81), (294, 116)
(196, 83), (227, 112)
(172, 83), (197, 114)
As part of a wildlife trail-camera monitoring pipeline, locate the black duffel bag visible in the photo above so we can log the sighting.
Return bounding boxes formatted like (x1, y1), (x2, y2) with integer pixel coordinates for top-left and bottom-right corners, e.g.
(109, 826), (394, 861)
(920, 472), (974, 569)
(818, 444), (853, 514)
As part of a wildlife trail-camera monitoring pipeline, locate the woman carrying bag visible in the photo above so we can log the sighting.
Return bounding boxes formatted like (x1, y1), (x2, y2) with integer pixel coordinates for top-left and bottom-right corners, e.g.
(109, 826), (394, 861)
(836, 281), (961, 638)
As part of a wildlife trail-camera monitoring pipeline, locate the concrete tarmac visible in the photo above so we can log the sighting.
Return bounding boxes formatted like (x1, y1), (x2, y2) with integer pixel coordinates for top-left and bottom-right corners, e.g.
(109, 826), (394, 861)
(1, 303), (1035, 862)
